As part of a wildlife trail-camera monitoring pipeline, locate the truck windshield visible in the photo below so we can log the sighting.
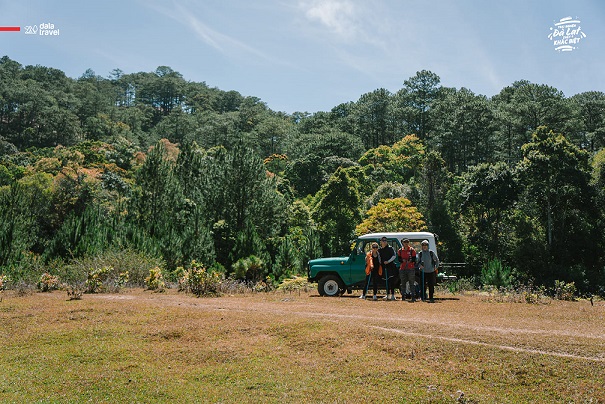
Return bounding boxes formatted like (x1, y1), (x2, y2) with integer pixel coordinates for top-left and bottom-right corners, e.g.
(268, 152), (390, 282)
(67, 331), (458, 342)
(407, 240), (424, 252)
(357, 239), (400, 254)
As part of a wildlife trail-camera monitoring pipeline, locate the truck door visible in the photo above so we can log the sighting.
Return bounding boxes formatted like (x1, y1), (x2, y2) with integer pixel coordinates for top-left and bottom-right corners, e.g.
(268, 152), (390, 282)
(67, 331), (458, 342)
(348, 240), (371, 286)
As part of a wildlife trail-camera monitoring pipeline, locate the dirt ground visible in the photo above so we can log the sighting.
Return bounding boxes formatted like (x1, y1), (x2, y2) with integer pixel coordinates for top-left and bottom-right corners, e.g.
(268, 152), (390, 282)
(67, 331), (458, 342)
(94, 288), (605, 363)
(3, 287), (605, 402)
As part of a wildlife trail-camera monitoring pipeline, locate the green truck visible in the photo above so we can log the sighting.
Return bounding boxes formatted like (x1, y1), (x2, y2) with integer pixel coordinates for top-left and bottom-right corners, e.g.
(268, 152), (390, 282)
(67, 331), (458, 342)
(307, 232), (441, 297)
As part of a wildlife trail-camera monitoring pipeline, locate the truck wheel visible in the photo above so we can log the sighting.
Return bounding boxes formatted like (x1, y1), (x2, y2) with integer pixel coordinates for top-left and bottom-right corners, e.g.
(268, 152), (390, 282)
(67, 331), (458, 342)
(318, 275), (344, 297)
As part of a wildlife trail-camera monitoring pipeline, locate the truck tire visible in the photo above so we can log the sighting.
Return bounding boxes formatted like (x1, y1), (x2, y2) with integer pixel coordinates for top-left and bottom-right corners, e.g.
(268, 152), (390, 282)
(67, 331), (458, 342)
(318, 275), (345, 297)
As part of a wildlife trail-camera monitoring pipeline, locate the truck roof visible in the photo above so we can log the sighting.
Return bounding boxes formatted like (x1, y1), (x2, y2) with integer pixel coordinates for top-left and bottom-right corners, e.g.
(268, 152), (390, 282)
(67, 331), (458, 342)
(358, 232), (438, 252)
(358, 232), (436, 241)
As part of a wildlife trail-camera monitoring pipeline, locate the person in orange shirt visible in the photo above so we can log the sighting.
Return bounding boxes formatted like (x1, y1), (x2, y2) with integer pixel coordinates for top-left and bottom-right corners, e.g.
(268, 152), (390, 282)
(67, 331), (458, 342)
(362, 242), (382, 300)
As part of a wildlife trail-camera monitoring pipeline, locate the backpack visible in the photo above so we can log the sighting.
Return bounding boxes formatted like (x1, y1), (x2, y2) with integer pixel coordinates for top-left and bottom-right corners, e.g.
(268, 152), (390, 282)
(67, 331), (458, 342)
(418, 250), (437, 267)
(397, 247), (416, 263)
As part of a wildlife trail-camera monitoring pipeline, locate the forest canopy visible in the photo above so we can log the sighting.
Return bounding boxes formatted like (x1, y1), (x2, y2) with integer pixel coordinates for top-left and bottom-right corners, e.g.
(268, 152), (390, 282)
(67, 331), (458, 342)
(1, 56), (604, 294)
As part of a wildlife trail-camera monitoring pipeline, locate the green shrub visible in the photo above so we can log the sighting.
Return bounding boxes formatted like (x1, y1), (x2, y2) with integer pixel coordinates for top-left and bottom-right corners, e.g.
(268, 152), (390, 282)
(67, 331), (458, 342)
(172, 266), (188, 291)
(232, 255), (265, 282)
(114, 271), (129, 291)
(232, 258), (247, 280)
(273, 236), (302, 282)
(37, 272), (61, 292)
(59, 249), (164, 287)
(0, 274), (9, 291)
(145, 267), (165, 291)
(86, 266), (112, 293)
(554, 280), (576, 301)
(481, 259), (512, 288)
(441, 277), (476, 295)
(186, 261), (221, 297)
(3, 252), (49, 286)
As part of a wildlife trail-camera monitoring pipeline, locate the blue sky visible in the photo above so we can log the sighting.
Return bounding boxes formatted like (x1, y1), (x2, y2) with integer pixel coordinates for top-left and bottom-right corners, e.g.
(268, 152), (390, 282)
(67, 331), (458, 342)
(1, 0), (603, 114)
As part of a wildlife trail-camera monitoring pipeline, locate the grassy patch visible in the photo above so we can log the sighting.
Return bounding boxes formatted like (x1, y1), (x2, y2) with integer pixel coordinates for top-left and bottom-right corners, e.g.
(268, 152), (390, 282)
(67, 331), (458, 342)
(1, 289), (604, 403)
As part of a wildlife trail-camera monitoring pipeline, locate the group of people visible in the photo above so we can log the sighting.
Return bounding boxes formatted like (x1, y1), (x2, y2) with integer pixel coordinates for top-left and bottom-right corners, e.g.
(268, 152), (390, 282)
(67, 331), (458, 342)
(362, 237), (440, 303)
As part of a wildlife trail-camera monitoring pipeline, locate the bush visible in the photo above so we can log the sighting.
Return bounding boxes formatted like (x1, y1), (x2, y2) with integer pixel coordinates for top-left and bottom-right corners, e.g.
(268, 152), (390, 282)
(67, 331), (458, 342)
(554, 280), (576, 301)
(185, 261), (221, 297)
(3, 252), (50, 286)
(113, 271), (129, 291)
(86, 266), (112, 293)
(145, 267), (165, 291)
(481, 283), (550, 305)
(273, 236), (302, 282)
(519, 283), (549, 304)
(0, 274), (9, 291)
(276, 276), (310, 294)
(172, 266), (188, 291)
(252, 278), (272, 293)
(208, 262), (226, 276)
(481, 259), (512, 288)
(59, 249), (164, 287)
(66, 285), (83, 300)
(232, 259), (247, 280)
(232, 255), (265, 282)
(440, 276), (477, 295)
(37, 273), (61, 292)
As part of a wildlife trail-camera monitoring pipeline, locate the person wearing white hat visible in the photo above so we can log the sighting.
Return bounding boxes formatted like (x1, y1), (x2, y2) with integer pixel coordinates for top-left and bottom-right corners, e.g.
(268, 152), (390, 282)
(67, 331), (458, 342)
(418, 239), (440, 303)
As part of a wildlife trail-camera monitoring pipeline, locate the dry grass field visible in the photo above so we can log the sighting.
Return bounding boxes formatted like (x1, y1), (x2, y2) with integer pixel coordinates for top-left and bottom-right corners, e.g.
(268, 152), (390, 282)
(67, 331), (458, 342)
(1, 288), (604, 403)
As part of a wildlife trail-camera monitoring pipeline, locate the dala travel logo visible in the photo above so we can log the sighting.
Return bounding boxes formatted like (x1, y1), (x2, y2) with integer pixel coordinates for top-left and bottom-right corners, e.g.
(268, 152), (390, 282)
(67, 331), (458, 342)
(548, 16), (586, 52)
(24, 22), (60, 36)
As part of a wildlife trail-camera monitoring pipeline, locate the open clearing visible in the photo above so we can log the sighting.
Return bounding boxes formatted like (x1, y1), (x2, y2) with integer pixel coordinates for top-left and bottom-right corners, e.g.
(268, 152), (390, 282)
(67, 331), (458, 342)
(1, 289), (604, 403)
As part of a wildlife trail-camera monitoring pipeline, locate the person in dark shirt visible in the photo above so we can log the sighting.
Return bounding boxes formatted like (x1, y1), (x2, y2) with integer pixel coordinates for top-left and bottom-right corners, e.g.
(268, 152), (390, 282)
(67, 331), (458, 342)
(378, 237), (397, 301)
(362, 242), (382, 300)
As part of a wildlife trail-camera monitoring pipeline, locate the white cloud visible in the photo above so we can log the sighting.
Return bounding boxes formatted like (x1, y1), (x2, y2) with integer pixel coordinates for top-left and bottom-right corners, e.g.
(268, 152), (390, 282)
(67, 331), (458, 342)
(299, 0), (360, 40)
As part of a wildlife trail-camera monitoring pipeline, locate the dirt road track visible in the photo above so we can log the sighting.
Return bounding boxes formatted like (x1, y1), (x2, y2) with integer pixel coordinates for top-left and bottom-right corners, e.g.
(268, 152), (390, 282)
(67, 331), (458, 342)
(95, 291), (605, 362)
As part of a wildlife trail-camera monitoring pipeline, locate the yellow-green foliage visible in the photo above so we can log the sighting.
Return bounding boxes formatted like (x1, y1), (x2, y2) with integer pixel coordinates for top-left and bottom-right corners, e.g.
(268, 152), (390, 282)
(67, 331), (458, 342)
(391, 134), (425, 169)
(33, 157), (62, 175)
(184, 261), (221, 297)
(592, 148), (605, 190)
(85, 266), (112, 293)
(0, 274), (8, 291)
(356, 197), (427, 234)
(114, 271), (129, 289)
(145, 267), (165, 291)
(554, 280), (577, 301)
(276, 276), (310, 293)
(173, 266), (188, 291)
(358, 135), (425, 182)
(358, 144), (393, 166)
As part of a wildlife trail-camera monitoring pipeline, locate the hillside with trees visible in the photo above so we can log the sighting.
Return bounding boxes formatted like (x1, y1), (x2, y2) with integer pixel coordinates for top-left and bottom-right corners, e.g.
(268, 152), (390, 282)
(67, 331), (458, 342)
(1, 55), (604, 294)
